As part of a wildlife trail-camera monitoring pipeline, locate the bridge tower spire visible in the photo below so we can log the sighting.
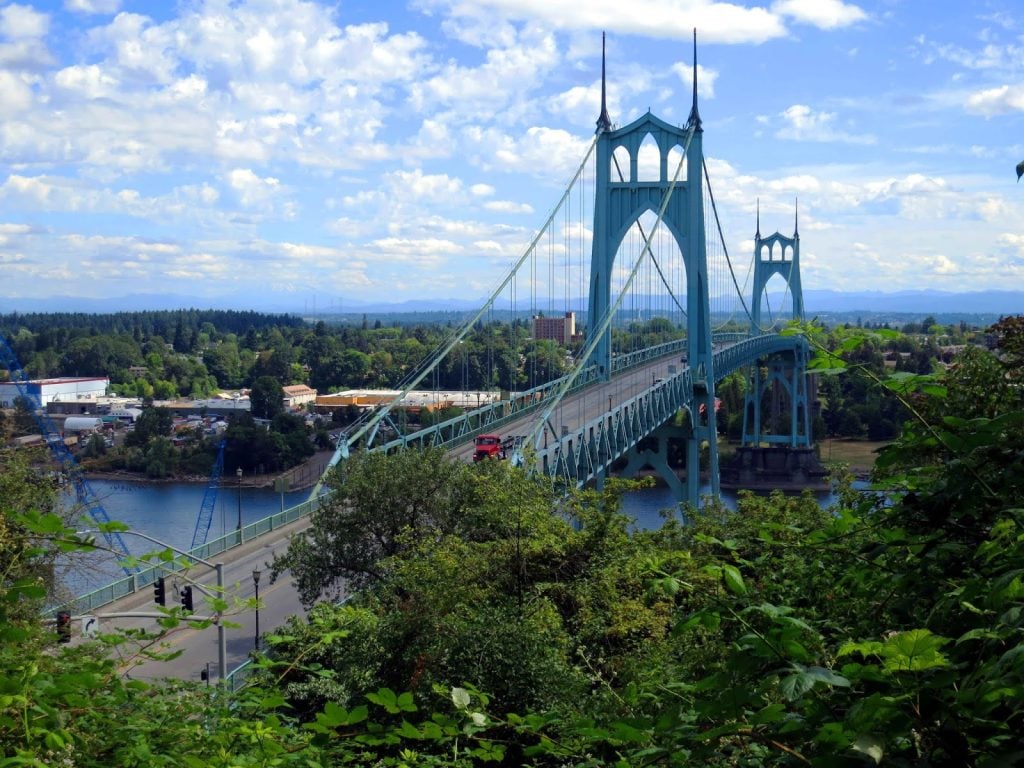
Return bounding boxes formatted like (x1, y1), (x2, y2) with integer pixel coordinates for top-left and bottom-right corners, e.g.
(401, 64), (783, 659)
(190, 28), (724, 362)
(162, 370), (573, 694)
(742, 204), (810, 448)
(586, 31), (719, 505)
(597, 32), (611, 132)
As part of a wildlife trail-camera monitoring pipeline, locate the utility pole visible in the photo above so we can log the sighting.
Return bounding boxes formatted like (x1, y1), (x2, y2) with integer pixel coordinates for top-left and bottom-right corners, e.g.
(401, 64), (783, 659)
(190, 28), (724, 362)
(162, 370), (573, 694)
(75, 529), (228, 685)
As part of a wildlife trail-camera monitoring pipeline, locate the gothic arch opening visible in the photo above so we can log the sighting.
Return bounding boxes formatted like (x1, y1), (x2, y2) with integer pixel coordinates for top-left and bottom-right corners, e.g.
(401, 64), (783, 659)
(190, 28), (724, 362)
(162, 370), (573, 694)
(666, 143), (687, 183)
(636, 133), (661, 182)
(611, 145), (631, 182)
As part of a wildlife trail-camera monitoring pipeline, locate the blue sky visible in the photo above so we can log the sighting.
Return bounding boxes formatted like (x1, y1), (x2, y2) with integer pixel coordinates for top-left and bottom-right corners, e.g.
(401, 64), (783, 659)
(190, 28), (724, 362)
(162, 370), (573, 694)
(1, 0), (1022, 308)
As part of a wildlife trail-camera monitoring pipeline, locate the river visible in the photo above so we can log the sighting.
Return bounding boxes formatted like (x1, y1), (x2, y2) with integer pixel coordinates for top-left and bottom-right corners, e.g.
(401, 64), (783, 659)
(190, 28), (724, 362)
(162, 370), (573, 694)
(65, 477), (841, 595)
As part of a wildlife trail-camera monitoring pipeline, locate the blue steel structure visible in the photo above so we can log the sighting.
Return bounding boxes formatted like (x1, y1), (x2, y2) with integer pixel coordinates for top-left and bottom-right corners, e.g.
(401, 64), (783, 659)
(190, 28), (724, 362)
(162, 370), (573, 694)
(578, 30), (719, 506)
(741, 206), (811, 448)
(0, 332), (135, 575)
(310, 33), (810, 508)
(189, 437), (227, 549)
(72, 34), (816, 614)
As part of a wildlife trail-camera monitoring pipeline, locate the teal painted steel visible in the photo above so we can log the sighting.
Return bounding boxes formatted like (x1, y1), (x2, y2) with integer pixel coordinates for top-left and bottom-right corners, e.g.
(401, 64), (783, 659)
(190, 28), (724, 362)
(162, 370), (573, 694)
(586, 49), (718, 506)
(534, 335), (808, 491)
(742, 217), (809, 447)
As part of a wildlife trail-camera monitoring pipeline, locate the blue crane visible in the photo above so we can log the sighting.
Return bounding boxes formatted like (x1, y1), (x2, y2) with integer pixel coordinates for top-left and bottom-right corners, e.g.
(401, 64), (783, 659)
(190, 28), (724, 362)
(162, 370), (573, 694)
(190, 437), (226, 549)
(0, 332), (135, 576)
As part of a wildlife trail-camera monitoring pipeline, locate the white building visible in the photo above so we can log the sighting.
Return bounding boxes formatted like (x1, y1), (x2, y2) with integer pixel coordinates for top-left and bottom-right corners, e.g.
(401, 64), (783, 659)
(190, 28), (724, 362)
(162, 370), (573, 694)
(282, 384), (318, 408)
(0, 377), (109, 408)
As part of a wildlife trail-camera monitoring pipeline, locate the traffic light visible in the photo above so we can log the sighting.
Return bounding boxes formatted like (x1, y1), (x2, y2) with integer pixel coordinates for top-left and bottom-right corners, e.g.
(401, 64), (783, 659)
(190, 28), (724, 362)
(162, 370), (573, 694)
(153, 576), (166, 605)
(181, 585), (194, 612)
(56, 611), (72, 644)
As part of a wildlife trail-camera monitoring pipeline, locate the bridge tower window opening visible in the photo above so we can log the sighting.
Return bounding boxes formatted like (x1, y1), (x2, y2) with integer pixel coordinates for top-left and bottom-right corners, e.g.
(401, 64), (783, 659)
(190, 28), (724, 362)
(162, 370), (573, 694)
(636, 133), (660, 182)
(666, 144), (686, 184)
(612, 145), (631, 183)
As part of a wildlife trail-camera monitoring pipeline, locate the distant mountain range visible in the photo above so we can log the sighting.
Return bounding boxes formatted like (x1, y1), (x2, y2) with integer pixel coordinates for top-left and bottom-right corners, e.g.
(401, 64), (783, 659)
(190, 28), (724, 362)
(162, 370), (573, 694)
(1, 289), (1021, 319)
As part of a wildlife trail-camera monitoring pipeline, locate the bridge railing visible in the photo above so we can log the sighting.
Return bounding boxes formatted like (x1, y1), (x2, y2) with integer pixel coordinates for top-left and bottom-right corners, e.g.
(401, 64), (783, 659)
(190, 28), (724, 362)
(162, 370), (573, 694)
(366, 365), (601, 455)
(66, 494), (323, 615)
(535, 333), (808, 488)
(537, 366), (695, 486)
(71, 334), (802, 611)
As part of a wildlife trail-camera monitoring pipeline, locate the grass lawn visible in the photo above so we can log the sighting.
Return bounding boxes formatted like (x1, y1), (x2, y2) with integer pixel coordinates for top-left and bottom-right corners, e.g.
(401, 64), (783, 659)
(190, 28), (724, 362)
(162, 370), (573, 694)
(820, 438), (890, 473)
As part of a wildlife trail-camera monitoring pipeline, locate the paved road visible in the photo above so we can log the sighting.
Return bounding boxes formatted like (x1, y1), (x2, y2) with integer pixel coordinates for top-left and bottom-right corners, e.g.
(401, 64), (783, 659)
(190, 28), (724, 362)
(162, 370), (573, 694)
(88, 353), (684, 684)
(94, 516), (312, 684)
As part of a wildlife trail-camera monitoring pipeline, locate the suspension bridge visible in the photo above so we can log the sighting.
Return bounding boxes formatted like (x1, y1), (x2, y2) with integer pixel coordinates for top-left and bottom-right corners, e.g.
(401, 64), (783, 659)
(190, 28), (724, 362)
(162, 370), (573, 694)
(314, 32), (811, 508)
(69, 33), (813, 618)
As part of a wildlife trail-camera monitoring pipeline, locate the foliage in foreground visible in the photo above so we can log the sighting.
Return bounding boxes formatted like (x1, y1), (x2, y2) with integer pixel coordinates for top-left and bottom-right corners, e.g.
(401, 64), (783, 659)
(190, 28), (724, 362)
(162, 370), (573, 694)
(2, 317), (1023, 766)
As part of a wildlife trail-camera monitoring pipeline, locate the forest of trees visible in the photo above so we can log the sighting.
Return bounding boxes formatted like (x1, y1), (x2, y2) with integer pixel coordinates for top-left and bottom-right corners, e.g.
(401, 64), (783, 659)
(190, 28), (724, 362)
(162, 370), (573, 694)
(1, 316), (1021, 765)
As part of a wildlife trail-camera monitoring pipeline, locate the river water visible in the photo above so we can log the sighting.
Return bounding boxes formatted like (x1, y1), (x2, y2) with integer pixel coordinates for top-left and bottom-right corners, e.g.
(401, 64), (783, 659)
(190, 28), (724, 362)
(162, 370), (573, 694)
(66, 480), (309, 594)
(67, 478), (840, 594)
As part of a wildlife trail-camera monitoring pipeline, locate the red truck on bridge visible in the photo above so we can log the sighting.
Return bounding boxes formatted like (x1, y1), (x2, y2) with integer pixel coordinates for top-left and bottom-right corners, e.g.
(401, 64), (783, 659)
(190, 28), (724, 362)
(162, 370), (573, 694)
(472, 433), (522, 462)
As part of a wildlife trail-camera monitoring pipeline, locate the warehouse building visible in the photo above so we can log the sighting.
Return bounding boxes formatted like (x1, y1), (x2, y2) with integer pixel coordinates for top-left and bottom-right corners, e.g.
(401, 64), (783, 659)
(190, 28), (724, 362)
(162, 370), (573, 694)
(0, 377), (110, 408)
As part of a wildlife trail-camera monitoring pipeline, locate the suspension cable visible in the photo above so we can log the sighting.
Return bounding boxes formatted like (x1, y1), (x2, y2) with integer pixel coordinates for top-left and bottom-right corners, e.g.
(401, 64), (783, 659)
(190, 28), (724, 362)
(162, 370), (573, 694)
(329, 134), (600, 457)
(703, 157), (753, 327)
(521, 123), (696, 457)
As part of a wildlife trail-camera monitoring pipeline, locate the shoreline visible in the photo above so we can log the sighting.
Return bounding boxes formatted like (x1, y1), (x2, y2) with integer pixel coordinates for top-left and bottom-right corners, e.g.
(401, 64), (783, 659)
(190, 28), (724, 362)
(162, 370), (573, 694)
(83, 469), (315, 491)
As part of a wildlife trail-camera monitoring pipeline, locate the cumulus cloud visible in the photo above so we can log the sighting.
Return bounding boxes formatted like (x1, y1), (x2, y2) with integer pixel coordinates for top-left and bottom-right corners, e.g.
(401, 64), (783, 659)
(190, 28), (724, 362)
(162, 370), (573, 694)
(771, 0), (867, 29)
(0, 4), (49, 38)
(964, 84), (1024, 116)
(226, 168), (282, 209)
(775, 104), (877, 144)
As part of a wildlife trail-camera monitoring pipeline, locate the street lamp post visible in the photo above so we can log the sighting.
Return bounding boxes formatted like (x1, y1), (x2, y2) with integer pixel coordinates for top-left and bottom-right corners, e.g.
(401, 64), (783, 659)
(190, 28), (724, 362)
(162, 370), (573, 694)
(235, 467), (243, 534)
(252, 568), (261, 650)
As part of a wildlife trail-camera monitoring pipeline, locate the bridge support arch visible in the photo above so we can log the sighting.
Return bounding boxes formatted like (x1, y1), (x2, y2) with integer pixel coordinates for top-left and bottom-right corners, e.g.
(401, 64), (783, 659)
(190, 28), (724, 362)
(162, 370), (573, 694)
(742, 212), (811, 448)
(587, 34), (718, 506)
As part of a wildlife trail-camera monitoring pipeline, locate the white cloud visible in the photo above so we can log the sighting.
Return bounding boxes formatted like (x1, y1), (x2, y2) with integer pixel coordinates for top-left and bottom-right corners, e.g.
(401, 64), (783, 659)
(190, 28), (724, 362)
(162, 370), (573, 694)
(0, 4), (49, 38)
(65, 0), (122, 14)
(669, 63), (717, 100)
(776, 104), (876, 144)
(964, 84), (1024, 116)
(227, 168), (282, 209)
(54, 64), (120, 98)
(483, 200), (534, 214)
(415, 0), (788, 45)
(771, 0), (867, 29)
(0, 69), (32, 112)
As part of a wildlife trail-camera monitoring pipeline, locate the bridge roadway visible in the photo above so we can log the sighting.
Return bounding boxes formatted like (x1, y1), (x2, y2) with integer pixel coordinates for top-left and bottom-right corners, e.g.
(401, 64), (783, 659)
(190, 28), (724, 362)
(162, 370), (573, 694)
(91, 351), (688, 684)
(450, 352), (685, 462)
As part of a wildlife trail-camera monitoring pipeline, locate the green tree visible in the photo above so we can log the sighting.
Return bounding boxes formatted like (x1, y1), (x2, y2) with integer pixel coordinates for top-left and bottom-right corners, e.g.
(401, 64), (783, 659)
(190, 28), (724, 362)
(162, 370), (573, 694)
(250, 375), (284, 420)
(124, 406), (172, 447)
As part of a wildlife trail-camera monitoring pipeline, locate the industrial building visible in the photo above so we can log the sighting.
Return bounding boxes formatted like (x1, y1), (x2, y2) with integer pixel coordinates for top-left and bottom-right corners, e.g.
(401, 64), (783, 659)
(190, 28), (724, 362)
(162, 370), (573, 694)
(0, 377), (109, 408)
(315, 389), (501, 416)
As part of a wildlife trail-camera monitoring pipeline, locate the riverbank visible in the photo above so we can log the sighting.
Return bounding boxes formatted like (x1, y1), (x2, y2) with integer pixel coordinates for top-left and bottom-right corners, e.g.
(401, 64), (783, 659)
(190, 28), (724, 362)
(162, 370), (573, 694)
(82, 450), (334, 491)
(819, 438), (888, 478)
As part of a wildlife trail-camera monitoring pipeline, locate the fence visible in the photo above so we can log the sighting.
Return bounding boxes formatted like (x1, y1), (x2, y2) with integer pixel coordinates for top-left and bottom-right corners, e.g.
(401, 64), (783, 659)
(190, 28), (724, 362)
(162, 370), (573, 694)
(67, 494), (323, 615)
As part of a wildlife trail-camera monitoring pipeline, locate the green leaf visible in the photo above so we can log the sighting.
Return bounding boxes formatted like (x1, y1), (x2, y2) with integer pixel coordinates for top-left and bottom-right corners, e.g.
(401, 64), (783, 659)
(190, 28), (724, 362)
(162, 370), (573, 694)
(722, 564), (746, 596)
(779, 665), (850, 701)
(395, 720), (422, 739)
(882, 629), (949, 672)
(367, 687), (402, 713)
(451, 687), (471, 710)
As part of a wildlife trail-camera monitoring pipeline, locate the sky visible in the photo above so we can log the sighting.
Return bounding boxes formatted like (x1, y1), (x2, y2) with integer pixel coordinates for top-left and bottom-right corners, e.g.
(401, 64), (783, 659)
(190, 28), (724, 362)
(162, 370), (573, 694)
(1, 0), (1022, 310)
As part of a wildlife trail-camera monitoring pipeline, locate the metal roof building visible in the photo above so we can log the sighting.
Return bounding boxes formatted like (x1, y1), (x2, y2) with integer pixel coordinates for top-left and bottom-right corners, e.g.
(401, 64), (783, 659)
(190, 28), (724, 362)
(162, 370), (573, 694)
(0, 377), (110, 408)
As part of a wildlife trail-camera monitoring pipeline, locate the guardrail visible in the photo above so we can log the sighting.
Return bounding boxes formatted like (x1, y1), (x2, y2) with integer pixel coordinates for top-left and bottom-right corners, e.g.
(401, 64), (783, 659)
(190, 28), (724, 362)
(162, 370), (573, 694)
(67, 494), (323, 615)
